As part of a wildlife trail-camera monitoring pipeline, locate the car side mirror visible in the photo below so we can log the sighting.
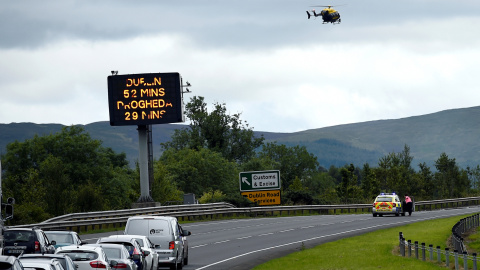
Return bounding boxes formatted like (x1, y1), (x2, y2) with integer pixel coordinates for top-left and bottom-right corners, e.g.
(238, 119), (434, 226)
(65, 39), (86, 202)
(142, 250), (150, 256)
(182, 230), (191, 237)
(51, 240), (57, 246)
(81, 241), (88, 245)
(110, 260), (118, 267)
(131, 254), (140, 261)
(154, 245), (161, 249)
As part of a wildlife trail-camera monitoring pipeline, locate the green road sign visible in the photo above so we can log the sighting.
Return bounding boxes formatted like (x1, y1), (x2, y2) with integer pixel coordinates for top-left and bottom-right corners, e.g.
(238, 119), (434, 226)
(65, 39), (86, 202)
(239, 170), (280, 192)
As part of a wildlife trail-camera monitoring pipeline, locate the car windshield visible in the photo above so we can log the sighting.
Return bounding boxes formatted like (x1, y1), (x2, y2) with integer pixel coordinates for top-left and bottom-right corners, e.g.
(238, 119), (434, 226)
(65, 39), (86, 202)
(376, 197), (393, 202)
(45, 233), (74, 244)
(4, 231), (34, 242)
(102, 248), (121, 259)
(57, 251), (99, 261)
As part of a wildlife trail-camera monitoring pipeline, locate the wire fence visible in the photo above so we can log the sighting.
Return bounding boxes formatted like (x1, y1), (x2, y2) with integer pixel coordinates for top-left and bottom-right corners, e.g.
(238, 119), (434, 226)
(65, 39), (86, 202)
(399, 213), (480, 269)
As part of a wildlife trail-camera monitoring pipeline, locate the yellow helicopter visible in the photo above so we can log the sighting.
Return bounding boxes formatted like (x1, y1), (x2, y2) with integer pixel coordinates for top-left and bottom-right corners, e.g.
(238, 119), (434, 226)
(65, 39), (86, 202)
(306, 5), (341, 24)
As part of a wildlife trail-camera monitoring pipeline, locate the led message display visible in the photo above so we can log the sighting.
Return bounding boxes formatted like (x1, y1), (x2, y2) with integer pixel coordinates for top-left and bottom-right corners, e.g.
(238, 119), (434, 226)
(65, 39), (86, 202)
(108, 72), (184, 126)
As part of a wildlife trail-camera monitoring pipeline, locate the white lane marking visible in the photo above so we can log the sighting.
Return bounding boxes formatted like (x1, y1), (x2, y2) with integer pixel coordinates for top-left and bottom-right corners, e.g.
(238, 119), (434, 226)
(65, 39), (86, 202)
(214, 240), (230, 244)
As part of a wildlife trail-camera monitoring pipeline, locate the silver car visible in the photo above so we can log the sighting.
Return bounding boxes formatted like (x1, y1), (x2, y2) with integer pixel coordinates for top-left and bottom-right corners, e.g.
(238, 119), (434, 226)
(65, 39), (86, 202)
(87, 244), (137, 270)
(44, 231), (87, 249)
(55, 245), (112, 270)
(125, 236), (158, 270)
(19, 254), (76, 270)
(20, 258), (64, 270)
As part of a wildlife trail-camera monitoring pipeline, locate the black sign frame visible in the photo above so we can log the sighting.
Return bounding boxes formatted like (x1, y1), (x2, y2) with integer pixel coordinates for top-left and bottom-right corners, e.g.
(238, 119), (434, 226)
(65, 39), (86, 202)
(107, 72), (184, 126)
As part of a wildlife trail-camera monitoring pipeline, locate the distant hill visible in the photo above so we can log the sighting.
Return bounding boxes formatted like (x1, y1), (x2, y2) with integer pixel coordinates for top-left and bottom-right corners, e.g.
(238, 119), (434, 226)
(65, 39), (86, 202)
(1, 106), (480, 169)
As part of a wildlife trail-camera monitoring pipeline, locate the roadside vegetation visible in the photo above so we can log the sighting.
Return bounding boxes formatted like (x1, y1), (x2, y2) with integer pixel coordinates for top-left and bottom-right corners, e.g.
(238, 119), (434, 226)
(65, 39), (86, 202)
(254, 214), (474, 270)
(2, 96), (480, 225)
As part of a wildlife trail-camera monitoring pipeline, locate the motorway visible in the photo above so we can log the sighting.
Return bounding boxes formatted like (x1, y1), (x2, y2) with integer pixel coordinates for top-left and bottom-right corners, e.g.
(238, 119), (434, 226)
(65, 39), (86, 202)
(82, 206), (480, 270)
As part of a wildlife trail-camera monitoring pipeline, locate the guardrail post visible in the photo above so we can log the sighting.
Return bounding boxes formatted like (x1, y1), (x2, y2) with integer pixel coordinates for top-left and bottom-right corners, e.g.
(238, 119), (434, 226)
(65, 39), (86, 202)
(415, 241), (419, 259)
(408, 240), (412, 257)
(429, 244), (433, 261)
(473, 253), (477, 270)
(464, 252), (468, 270)
(437, 246), (441, 263)
(454, 250), (459, 270)
(446, 248), (450, 267)
(422, 243), (426, 261)
(399, 232), (405, 257)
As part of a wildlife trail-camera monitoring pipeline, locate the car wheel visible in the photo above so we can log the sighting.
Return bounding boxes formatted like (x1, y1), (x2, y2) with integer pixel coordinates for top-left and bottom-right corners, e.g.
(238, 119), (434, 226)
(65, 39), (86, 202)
(373, 213), (377, 217)
(169, 263), (177, 270)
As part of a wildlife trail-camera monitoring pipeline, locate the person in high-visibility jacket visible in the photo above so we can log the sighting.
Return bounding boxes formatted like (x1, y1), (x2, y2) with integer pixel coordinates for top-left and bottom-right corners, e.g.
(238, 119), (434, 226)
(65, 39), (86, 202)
(405, 194), (413, 216)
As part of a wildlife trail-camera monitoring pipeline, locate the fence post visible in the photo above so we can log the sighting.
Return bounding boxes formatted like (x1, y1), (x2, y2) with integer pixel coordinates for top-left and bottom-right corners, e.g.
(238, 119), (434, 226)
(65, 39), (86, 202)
(399, 232), (405, 257)
(473, 253), (477, 270)
(429, 244), (433, 261)
(415, 241), (419, 259)
(437, 246), (441, 263)
(446, 248), (450, 267)
(454, 250), (459, 270)
(422, 243), (426, 261)
(408, 240), (412, 257)
(464, 252), (468, 270)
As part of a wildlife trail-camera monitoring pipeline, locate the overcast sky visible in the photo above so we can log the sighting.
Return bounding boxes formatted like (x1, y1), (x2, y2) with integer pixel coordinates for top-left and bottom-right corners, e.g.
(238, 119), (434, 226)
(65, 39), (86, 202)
(1, 0), (479, 133)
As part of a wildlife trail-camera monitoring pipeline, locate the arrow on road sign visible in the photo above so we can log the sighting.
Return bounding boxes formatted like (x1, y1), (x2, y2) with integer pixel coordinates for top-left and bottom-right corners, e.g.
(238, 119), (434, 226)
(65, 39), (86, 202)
(242, 177), (250, 186)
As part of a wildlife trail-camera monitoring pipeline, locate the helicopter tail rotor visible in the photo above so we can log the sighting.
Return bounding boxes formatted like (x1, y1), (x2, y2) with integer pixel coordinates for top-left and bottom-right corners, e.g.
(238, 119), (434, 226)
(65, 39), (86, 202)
(306, 10), (311, 19)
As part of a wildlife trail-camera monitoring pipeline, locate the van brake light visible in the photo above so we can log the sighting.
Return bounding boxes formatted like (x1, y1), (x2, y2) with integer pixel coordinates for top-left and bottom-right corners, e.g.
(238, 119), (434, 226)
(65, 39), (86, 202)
(169, 241), (175, 250)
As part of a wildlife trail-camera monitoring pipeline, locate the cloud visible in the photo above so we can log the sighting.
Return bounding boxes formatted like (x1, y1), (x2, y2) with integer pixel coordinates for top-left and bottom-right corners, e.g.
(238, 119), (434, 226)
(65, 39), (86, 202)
(1, 0), (480, 133)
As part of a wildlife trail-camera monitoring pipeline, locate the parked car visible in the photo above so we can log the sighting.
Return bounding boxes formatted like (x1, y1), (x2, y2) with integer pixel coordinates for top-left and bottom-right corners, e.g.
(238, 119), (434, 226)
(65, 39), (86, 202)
(372, 192), (404, 217)
(87, 244), (137, 270)
(0, 255), (24, 270)
(44, 231), (87, 249)
(55, 245), (113, 270)
(96, 236), (144, 270)
(2, 228), (56, 256)
(19, 253), (76, 270)
(19, 258), (64, 270)
(124, 236), (157, 270)
(124, 216), (191, 270)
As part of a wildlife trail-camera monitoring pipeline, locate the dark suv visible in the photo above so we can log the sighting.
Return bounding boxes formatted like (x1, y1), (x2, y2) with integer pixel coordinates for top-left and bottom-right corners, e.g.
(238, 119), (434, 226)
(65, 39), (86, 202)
(2, 228), (56, 257)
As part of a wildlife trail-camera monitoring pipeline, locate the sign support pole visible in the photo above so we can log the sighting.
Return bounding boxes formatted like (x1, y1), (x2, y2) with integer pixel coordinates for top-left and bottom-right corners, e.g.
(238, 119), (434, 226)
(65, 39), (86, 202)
(137, 125), (153, 202)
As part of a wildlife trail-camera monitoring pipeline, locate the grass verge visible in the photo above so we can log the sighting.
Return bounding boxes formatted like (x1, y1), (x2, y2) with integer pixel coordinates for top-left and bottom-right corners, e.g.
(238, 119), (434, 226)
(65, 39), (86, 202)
(253, 214), (474, 270)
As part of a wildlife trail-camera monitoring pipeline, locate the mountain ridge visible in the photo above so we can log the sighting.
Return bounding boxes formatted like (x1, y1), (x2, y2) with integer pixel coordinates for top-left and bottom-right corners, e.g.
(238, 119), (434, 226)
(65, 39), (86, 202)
(1, 106), (479, 169)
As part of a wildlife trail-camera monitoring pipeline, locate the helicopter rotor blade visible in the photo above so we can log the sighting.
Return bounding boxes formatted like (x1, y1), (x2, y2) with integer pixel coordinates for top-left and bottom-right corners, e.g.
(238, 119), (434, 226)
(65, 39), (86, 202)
(309, 4), (347, 7)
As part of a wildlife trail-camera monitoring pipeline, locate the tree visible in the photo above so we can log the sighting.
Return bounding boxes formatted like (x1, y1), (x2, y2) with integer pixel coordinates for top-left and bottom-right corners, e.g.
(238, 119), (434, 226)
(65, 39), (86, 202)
(257, 143), (319, 190)
(337, 164), (358, 203)
(434, 153), (470, 198)
(158, 148), (239, 197)
(1, 126), (133, 221)
(409, 162), (434, 200)
(361, 163), (379, 200)
(161, 96), (264, 163)
(375, 145), (414, 195)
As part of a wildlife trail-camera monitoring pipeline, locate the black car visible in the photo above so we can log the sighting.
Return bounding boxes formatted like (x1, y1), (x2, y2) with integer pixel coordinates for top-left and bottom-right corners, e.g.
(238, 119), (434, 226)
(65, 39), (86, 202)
(2, 228), (56, 257)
